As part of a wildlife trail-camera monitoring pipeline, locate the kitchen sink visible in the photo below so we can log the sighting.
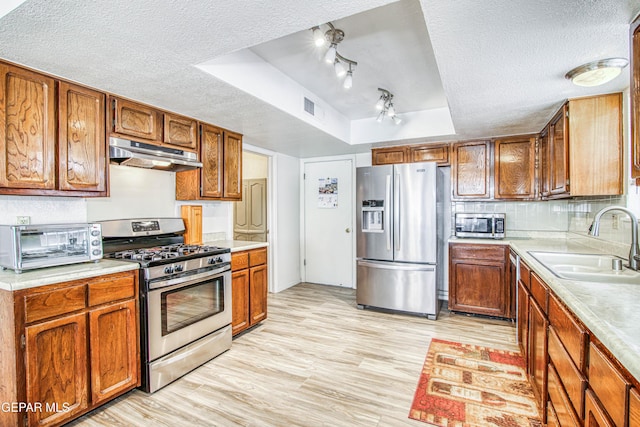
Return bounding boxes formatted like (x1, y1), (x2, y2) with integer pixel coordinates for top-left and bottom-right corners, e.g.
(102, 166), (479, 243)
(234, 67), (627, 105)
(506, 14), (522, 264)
(527, 251), (640, 284)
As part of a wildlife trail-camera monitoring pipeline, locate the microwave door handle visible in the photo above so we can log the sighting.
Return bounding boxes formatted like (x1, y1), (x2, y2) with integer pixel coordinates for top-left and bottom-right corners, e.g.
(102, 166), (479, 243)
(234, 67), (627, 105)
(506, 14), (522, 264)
(385, 174), (391, 251)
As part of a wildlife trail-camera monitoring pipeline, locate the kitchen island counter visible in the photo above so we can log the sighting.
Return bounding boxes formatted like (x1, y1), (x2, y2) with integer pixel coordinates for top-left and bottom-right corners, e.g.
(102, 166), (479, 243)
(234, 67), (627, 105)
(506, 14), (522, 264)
(0, 259), (140, 291)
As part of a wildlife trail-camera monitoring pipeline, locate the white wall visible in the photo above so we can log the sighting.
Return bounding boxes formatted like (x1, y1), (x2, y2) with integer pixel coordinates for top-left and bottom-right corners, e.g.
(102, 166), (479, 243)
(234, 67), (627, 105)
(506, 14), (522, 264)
(272, 152), (302, 292)
(0, 195), (87, 225)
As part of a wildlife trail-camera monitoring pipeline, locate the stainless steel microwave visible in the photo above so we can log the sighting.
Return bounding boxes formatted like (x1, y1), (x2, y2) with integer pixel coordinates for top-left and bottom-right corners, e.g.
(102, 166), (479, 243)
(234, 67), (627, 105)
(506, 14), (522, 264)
(0, 223), (103, 273)
(454, 213), (505, 239)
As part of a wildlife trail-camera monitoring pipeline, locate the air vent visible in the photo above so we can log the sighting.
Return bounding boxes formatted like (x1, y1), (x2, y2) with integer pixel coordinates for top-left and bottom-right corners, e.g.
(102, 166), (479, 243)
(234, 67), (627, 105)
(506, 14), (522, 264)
(304, 97), (315, 116)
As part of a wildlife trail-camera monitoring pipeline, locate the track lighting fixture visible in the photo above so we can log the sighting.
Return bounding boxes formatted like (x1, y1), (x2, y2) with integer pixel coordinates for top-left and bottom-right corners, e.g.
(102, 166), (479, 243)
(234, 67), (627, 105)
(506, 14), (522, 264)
(375, 88), (402, 125)
(311, 22), (357, 89)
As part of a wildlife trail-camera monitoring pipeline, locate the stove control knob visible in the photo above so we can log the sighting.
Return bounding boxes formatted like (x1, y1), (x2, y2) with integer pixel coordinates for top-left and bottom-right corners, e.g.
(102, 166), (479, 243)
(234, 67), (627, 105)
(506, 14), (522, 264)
(216, 257), (223, 263)
(207, 258), (216, 265)
(175, 264), (184, 272)
(164, 266), (174, 274)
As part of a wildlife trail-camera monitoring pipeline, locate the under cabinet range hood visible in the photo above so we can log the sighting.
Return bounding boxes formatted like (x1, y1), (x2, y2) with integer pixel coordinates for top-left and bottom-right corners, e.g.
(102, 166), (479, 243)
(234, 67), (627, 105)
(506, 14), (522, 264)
(109, 137), (202, 172)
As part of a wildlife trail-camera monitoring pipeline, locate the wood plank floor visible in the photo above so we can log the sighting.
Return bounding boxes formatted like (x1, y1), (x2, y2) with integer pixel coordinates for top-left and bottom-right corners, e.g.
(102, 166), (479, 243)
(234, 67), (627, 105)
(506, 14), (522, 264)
(69, 283), (518, 427)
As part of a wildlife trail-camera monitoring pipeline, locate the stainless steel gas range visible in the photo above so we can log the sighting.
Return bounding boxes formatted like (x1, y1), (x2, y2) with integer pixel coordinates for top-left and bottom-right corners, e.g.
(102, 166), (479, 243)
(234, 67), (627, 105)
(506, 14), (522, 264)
(99, 218), (232, 393)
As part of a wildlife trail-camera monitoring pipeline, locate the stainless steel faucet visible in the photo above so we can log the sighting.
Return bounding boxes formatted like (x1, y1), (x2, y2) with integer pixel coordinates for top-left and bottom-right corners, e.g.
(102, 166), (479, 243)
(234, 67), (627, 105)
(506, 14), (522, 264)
(588, 206), (640, 271)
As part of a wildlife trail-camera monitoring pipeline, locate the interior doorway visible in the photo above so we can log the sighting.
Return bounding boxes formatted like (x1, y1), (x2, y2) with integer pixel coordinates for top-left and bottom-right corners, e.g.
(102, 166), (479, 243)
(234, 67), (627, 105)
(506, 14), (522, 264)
(234, 151), (268, 242)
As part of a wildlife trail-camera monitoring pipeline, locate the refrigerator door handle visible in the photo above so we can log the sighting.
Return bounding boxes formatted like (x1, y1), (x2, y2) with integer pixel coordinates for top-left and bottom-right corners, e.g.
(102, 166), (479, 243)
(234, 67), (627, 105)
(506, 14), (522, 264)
(385, 174), (392, 251)
(394, 171), (400, 251)
(357, 260), (435, 271)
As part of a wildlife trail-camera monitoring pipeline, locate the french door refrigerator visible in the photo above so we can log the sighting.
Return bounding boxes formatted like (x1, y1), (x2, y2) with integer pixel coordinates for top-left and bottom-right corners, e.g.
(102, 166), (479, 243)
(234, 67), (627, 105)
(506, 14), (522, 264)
(356, 162), (440, 319)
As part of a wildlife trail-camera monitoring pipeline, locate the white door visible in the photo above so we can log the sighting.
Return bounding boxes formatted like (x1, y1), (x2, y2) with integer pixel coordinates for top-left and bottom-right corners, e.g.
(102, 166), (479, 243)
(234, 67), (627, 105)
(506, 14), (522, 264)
(304, 159), (353, 287)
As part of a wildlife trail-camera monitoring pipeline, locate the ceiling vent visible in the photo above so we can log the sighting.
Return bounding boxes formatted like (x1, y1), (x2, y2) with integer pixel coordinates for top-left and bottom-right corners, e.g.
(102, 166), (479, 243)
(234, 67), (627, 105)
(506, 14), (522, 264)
(304, 97), (315, 116)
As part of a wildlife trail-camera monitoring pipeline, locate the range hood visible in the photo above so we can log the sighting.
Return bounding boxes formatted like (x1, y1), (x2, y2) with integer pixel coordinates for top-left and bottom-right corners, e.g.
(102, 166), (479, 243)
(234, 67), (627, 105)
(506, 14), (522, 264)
(109, 137), (202, 172)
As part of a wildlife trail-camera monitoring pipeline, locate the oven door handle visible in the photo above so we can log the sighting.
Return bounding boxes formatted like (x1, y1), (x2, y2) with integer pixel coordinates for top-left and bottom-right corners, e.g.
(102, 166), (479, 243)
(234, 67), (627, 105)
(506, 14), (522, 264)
(148, 265), (230, 290)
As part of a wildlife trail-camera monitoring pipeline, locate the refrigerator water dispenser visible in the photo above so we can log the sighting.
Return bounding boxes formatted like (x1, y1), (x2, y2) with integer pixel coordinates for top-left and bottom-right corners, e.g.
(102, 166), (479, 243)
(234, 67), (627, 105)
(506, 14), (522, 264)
(361, 200), (384, 233)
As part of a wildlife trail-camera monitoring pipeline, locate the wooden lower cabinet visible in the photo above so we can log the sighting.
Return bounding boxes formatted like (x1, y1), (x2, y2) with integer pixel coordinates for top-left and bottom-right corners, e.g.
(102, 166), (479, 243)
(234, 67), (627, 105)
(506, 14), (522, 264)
(448, 243), (510, 318)
(630, 388), (640, 427)
(231, 247), (268, 335)
(585, 389), (615, 427)
(517, 280), (530, 356)
(4, 270), (139, 427)
(588, 342), (630, 427)
(528, 297), (548, 414)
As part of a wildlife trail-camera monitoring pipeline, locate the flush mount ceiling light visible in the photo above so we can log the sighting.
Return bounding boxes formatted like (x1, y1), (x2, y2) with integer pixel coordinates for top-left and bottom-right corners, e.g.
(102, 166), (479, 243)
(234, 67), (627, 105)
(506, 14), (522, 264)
(565, 58), (629, 87)
(311, 22), (358, 89)
(375, 88), (402, 125)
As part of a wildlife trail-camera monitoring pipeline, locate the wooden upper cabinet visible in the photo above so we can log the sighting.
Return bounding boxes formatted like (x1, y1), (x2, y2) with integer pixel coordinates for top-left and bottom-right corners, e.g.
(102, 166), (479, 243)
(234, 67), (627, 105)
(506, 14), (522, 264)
(201, 124), (224, 198)
(163, 112), (197, 150)
(494, 135), (536, 199)
(410, 143), (450, 165)
(631, 16), (640, 181)
(547, 106), (570, 197)
(371, 146), (408, 165)
(110, 96), (161, 141)
(58, 82), (107, 193)
(0, 63), (56, 190)
(451, 140), (491, 199)
(568, 93), (622, 196)
(223, 130), (242, 199)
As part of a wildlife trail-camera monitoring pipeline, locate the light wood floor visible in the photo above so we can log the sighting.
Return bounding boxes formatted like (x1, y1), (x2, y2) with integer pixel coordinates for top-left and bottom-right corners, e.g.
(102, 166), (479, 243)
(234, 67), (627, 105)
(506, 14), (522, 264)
(69, 283), (518, 427)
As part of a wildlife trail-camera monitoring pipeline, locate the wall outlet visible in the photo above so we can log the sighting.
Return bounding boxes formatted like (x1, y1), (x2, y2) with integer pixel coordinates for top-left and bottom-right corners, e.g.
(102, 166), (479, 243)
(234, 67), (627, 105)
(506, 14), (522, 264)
(16, 216), (30, 225)
(612, 214), (619, 230)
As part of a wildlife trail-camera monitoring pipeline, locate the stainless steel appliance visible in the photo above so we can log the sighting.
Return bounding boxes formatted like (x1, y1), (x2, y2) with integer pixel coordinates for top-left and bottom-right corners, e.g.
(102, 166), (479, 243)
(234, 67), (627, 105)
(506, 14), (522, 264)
(454, 213), (505, 239)
(356, 162), (442, 319)
(109, 137), (203, 171)
(99, 218), (231, 393)
(0, 223), (102, 273)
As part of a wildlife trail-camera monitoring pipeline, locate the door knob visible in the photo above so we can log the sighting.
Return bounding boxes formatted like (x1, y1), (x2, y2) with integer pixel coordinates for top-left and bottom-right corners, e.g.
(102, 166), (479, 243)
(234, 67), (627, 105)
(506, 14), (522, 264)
(345, 228), (351, 233)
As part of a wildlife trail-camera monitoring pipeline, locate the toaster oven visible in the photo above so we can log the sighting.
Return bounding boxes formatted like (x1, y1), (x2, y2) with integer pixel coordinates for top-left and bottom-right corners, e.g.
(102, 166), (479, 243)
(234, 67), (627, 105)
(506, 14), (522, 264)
(454, 213), (505, 239)
(0, 223), (103, 273)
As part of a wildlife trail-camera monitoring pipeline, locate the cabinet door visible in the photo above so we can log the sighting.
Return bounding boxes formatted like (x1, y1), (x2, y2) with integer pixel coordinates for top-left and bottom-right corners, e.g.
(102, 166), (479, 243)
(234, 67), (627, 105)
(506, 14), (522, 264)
(111, 97), (161, 141)
(451, 140), (491, 199)
(494, 136), (536, 199)
(163, 112), (197, 150)
(449, 258), (508, 318)
(89, 300), (138, 405)
(200, 124), (224, 198)
(630, 388), (640, 427)
(409, 143), (449, 165)
(548, 106), (569, 196)
(58, 82), (106, 193)
(249, 264), (268, 325)
(371, 146), (408, 165)
(584, 389), (615, 427)
(632, 17), (640, 181)
(223, 131), (243, 200)
(528, 299), (548, 411)
(25, 313), (88, 426)
(0, 63), (56, 190)
(232, 269), (250, 335)
(568, 93), (622, 196)
(539, 126), (551, 198)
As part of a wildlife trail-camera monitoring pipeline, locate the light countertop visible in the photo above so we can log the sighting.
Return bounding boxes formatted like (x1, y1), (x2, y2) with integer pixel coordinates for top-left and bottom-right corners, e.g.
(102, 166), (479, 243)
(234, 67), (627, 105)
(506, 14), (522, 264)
(452, 235), (640, 384)
(207, 240), (269, 252)
(0, 259), (140, 292)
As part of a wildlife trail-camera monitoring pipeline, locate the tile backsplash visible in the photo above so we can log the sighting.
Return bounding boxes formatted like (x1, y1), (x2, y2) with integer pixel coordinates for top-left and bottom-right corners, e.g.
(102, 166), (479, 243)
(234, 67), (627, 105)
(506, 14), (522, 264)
(452, 200), (570, 231)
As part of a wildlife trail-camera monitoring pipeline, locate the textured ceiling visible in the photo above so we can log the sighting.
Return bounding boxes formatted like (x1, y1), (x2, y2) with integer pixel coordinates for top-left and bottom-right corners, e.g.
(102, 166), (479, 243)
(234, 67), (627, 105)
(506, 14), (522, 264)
(0, 0), (639, 158)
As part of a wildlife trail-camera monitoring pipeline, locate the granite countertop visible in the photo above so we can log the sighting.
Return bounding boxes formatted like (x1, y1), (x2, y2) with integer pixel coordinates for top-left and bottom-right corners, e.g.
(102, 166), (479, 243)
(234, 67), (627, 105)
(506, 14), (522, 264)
(0, 259), (140, 292)
(452, 235), (640, 385)
(207, 240), (269, 252)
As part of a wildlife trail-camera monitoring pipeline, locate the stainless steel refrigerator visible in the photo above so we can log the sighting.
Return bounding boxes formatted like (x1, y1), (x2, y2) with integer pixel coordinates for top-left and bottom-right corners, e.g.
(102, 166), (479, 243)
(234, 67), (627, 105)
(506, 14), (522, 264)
(356, 162), (441, 319)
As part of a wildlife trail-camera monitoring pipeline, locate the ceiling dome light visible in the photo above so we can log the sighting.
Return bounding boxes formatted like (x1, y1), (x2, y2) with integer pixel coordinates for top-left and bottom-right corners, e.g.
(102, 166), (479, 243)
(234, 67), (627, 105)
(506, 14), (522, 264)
(343, 70), (353, 89)
(565, 58), (629, 87)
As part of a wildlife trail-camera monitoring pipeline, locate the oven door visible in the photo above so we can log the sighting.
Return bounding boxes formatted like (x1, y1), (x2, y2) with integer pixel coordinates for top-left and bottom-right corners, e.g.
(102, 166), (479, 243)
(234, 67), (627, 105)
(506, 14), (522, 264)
(147, 266), (231, 361)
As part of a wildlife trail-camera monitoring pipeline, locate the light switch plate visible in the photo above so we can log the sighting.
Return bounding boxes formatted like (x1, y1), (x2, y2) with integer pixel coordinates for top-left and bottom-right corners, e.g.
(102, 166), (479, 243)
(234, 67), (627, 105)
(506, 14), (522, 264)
(16, 216), (30, 225)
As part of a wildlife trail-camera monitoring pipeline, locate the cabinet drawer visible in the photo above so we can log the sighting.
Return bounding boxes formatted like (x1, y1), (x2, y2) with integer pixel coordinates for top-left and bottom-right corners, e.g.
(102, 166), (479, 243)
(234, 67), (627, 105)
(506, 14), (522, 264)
(249, 248), (267, 267)
(24, 284), (86, 323)
(519, 260), (531, 289)
(548, 363), (581, 427)
(548, 326), (586, 419)
(585, 389), (615, 427)
(231, 251), (249, 271)
(548, 293), (587, 372)
(88, 273), (136, 307)
(530, 272), (548, 313)
(588, 342), (629, 427)
(630, 388), (640, 427)
(449, 243), (507, 261)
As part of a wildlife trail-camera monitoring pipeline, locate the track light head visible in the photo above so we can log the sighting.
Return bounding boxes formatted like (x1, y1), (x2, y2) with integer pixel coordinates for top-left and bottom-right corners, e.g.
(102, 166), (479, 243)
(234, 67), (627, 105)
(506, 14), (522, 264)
(375, 89), (401, 125)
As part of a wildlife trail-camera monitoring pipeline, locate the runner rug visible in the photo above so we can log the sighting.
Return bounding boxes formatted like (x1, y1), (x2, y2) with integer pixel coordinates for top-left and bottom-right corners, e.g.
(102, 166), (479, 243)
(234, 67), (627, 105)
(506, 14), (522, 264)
(409, 338), (542, 427)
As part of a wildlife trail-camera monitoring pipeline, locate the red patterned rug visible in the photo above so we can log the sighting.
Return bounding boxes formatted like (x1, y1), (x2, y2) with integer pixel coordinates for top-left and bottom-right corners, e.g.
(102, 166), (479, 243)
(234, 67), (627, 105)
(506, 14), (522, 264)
(409, 339), (541, 427)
